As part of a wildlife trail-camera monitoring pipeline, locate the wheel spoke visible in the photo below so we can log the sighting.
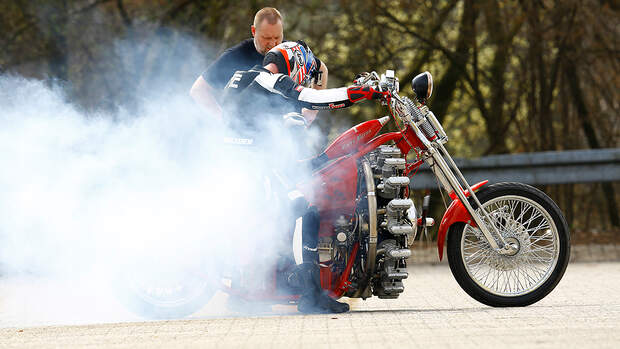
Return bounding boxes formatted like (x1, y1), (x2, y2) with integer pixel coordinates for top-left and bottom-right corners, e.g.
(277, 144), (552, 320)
(522, 209), (543, 230)
(529, 229), (553, 245)
(514, 265), (527, 291)
(460, 193), (561, 297)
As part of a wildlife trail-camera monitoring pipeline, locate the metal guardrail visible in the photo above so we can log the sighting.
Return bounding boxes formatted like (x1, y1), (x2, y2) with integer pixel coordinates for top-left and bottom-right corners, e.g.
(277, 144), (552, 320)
(409, 148), (620, 189)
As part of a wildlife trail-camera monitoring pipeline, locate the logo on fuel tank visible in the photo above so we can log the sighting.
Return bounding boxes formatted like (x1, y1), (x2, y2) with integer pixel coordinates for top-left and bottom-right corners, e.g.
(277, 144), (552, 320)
(356, 129), (372, 141)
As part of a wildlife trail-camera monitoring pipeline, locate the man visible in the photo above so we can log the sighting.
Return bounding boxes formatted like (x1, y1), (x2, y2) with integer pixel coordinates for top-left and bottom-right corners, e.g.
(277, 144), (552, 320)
(190, 7), (328, 123)
(221, 41), (388, 313)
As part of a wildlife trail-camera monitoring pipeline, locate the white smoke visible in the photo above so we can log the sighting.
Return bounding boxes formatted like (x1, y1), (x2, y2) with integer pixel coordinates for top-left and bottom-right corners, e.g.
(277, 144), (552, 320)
(0, 33), (321, 326)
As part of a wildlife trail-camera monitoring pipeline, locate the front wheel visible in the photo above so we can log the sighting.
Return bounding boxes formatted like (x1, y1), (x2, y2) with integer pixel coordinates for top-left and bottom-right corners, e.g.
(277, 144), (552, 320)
(447, 182), (570, 307)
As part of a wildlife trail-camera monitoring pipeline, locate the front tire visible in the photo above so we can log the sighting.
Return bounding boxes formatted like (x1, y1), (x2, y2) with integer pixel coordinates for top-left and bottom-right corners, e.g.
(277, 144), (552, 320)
(447, 182), (570, 307)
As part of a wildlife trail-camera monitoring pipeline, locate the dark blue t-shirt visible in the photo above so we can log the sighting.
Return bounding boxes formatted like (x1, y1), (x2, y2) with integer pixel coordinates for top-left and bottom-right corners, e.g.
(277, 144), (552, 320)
(202, 39), (322, 96)
(202, 39), (263, 93)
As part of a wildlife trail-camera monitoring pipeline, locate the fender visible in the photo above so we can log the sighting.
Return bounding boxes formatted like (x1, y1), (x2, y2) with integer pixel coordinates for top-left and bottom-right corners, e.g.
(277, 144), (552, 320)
(436, 180), (488, 261)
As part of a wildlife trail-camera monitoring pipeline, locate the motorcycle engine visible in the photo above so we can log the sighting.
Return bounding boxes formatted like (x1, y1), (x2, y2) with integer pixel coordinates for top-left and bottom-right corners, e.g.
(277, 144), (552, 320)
(370, 145), (417, 299)
(319, 215), (354, 270)
(321, 145), (418, 300)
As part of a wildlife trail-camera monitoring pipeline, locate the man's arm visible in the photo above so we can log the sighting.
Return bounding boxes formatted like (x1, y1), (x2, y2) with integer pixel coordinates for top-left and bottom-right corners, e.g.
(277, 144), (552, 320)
(254, 72), (386, 111)
(189, 75), (223, 120)
(314, 61), (328, 90)
(190, 42), (246, 119)
(301, 61), (329, 124)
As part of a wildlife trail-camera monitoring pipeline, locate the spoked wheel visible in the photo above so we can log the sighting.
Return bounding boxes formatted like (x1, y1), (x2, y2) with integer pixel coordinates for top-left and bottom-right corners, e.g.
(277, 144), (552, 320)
(447, 182), (570, 307)
(115, 260), (217, 319)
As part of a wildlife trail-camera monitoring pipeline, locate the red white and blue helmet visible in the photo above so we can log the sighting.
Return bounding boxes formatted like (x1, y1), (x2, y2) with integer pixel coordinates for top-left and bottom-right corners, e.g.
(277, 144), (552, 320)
(263, 41), (317, 86)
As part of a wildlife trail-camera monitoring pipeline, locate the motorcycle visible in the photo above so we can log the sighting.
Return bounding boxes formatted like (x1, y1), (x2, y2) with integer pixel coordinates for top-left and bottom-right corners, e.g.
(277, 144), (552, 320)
(118, 70), (570, 318)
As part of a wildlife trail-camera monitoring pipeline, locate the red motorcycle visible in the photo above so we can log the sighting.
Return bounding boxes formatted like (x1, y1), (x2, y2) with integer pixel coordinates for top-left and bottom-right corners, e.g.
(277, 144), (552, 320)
(119, 71), (570, 318)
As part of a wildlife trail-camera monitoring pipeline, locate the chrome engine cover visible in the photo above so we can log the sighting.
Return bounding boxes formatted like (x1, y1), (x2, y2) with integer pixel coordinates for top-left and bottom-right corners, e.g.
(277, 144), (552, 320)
(365, 145), (416, 299)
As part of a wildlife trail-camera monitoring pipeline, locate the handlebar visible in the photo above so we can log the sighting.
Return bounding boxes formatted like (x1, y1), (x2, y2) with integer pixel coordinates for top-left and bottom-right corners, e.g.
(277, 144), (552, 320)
(358, 70), (448, 149)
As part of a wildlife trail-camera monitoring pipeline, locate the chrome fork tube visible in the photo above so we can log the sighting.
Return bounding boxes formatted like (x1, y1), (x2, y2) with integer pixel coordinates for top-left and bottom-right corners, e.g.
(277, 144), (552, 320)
(437, 143), (490, 217)
(437, 143), (515, 252)
(427, 157), (451, 193)
(429, 147), (507, 250)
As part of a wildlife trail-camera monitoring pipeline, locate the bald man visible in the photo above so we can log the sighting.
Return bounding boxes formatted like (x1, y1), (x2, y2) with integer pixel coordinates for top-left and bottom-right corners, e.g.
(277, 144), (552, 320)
(190, 7), (328, 122)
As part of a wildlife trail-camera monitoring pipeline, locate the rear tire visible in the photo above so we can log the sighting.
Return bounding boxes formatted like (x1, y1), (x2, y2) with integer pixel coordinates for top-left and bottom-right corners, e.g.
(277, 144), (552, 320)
(114, 261), (216, 319)
(447, 182), (570, 307)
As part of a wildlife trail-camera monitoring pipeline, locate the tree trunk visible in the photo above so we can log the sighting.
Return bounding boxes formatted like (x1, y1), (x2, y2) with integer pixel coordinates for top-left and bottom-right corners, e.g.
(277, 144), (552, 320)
(430, 0), (476, 122)
(480, 0), (513, 154)
(564, 60), (620, 227)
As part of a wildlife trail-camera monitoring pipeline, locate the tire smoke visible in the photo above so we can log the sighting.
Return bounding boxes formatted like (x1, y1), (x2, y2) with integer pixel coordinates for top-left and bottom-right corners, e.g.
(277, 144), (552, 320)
(0, 31), (318, 327)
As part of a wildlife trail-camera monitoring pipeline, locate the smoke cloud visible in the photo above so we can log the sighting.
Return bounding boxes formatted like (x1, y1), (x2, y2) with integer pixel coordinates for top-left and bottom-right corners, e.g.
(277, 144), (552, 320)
(0, 30), (320, 327)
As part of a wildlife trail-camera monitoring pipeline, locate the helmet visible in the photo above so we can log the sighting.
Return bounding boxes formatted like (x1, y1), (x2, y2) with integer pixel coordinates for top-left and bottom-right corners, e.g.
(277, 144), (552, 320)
(263, 41), (317, 86)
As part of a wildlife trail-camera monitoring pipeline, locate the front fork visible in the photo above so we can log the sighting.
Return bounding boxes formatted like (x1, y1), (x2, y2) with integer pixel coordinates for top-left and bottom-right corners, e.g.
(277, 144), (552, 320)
(427, 144), (518, 255)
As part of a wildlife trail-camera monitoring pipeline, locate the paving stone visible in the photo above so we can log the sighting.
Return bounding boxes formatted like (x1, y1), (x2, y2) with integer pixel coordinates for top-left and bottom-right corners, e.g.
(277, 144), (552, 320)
(1, 263), (619, 348)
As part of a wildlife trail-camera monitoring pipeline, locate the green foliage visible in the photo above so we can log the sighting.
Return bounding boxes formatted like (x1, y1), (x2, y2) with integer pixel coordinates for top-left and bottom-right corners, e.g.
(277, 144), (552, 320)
(1, 0), (618, 229)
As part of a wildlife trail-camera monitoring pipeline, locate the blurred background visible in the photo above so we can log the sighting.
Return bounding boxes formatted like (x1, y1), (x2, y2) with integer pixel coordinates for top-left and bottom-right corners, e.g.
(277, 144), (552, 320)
(1, 0), (618, 242)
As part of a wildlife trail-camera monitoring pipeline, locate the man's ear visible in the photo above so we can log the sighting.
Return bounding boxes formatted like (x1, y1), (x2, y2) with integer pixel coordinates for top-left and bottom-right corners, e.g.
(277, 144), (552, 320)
(251, 25), (256, 37)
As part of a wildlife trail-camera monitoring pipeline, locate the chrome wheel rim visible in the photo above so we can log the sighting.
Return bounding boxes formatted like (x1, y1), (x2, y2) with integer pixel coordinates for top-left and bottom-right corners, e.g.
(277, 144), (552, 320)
(127, 262), (211, 308)
(461, 195), (560, 297)
(132, 276), (210, 307)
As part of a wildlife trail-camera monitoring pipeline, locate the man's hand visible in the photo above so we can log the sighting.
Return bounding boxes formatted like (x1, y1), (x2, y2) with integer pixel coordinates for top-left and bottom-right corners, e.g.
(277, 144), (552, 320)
(301, 108), (318, 125)
(283, 112), (308, 129)
(189, 76), (224, 120)
(346, 84), (390, 103)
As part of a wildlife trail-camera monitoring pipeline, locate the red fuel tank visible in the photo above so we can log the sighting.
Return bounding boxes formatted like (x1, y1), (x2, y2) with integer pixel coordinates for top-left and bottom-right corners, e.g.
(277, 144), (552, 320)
(324, 116), (389, 159)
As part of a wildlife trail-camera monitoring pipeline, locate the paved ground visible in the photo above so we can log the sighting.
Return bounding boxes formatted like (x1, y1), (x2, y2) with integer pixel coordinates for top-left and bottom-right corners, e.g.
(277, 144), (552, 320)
(1, 261), (619, 348)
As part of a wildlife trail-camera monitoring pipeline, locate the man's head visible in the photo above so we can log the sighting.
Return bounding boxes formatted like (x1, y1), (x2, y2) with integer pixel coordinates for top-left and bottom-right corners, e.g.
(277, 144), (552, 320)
(263, 41), (317, 86)
(251, 7), (283, 55)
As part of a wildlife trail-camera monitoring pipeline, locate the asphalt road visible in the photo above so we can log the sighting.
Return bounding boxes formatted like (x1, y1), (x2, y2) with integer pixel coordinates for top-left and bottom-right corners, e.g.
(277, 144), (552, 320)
(1, 262), (619, 348)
